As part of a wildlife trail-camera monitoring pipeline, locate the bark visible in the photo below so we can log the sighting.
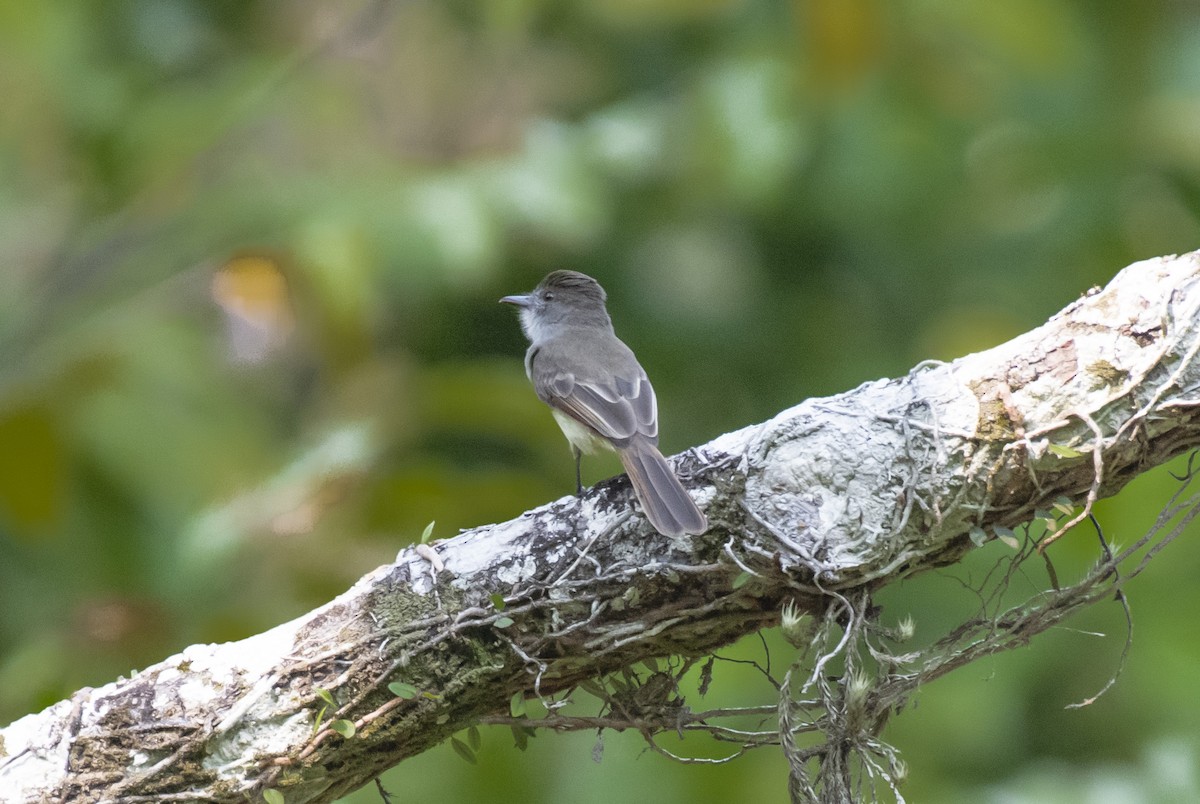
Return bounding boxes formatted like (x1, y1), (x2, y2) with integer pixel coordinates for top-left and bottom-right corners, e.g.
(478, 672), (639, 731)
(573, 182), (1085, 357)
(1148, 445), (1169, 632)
(3, 252), (1200, 803)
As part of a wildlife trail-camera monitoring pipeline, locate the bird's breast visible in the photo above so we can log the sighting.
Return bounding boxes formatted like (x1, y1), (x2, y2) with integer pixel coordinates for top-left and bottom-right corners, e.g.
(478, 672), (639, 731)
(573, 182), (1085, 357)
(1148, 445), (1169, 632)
(550, 409), (614, 455)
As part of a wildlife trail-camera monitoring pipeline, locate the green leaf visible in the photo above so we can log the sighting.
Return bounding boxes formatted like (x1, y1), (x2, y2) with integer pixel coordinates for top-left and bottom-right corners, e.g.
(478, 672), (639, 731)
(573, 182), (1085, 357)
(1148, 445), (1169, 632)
(511, 724), (529, 751)
(312, 706), (326, 734)
(697, 656), (714, 697)
(330, 719), (356, 738)
(315, 688), (336, 707)
(451, 737), (477, 764)
(1045, 554), (1061, 590)
(968, 526), (987, 546)
(263, 789), (285, 804)
(993, 525), (1016, 540)
(1048, 444), (1084, 458)
(996, 533), (1020, 550)
(388, 682), (418, 699)
(421, 690), (443, 701)
(732, 571), (751, 589)
(493, 616), (514, 629)
(436, 713), (451, 725)
(467, 725), (482, 750)
(578, 680), (607, 699)
(489, 592), (506, 611)
(420, 520), (436, 544)
(510, 691), (526, 717)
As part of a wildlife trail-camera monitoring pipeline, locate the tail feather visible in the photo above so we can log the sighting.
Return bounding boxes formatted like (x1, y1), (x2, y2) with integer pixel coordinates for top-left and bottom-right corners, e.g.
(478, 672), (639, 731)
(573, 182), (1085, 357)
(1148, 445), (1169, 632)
(618, 441), (707, 536)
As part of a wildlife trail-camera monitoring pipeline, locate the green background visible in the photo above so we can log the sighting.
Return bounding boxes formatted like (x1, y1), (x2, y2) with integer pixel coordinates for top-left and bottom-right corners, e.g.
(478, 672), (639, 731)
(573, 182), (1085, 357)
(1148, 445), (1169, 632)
(1, 1), (1199, 801)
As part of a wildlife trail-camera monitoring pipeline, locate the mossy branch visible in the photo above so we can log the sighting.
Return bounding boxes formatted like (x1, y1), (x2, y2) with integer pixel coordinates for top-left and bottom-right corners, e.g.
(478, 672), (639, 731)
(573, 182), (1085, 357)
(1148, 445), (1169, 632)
(4, 252), (1200, 803)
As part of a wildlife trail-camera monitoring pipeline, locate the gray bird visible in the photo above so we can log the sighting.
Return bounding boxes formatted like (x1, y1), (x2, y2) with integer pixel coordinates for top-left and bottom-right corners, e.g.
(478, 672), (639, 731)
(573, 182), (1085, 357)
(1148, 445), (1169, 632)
(501, 270), (707, 536)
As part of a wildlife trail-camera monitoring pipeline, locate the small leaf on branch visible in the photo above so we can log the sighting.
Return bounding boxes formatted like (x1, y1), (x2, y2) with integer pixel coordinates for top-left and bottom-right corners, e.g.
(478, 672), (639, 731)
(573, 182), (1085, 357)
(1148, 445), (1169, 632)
(510, 691), (526, 717)
(388, 682), (418, 699)
(579, 679), (607, 699)
(451, 737), (477, 764)
(698, 656), (714, 697)
(996, 533), (1020, 550)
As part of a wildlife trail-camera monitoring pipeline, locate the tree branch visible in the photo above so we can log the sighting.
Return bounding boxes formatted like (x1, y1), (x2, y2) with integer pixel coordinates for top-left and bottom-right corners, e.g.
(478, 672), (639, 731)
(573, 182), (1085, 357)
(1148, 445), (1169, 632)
(4, 252), (1200, 803)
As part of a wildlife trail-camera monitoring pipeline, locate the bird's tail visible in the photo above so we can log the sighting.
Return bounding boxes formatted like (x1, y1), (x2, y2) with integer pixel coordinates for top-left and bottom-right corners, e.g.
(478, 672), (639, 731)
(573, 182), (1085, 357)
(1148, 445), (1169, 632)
(618, 439), (707, 536)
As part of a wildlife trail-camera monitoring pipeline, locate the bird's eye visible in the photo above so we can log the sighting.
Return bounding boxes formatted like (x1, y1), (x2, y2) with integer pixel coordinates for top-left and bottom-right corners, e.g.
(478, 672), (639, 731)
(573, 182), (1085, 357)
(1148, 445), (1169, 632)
(544, 292), (554, 300)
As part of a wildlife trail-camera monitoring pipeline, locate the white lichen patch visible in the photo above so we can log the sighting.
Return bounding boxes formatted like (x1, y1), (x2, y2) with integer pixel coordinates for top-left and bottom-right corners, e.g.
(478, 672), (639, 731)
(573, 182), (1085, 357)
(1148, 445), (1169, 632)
(444, 519), (531, 578)
(206, 701), (311, 770)
(184, 618), (304, 681)
(0, 699), (74, 800)
(701, 420), (763, 461)
(494, 554), (539, 585)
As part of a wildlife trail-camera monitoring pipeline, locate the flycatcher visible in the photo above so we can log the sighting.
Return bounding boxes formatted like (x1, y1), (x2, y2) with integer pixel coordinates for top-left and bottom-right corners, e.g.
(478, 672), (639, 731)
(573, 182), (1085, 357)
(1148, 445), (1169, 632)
(501, 270), (707, 537)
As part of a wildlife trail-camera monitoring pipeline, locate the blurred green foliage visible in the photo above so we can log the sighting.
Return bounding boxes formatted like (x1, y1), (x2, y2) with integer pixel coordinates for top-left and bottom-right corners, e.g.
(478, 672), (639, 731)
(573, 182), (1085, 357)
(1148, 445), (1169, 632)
(1, 1), (1199, 801)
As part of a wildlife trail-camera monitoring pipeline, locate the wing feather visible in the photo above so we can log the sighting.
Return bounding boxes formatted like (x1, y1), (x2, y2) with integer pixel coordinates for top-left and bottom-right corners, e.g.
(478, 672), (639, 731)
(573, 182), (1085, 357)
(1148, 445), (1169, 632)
(531, 347), (659, 449)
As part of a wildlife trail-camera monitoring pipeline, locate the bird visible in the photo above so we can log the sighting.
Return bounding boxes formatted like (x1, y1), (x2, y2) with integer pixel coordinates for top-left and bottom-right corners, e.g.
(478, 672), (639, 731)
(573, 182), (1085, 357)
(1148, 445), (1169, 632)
(501, 270), (707, 536)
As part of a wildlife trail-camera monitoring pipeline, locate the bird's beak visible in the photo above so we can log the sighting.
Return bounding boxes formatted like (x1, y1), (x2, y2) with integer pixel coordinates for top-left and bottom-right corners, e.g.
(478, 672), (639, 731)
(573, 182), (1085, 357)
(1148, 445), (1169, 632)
(499, 294), (532, 308)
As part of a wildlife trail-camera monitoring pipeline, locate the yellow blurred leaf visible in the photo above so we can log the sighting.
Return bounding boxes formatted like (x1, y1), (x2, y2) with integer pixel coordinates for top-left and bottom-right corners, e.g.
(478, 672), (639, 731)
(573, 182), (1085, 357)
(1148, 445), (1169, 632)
(802, 0), (884, 88)
(584, 0), (743, 26)
(0, 405), (64, 537)
(211, 254), (294, 364)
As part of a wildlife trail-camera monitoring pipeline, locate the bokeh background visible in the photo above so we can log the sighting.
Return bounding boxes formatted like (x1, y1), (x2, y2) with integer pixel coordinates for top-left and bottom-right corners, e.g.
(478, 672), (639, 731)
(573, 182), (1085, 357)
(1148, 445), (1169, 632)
(2, 1), (1200, 801)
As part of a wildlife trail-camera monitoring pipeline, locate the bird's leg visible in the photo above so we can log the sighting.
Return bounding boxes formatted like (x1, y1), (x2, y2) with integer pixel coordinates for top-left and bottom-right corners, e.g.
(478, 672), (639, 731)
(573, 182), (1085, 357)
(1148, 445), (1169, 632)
(573, 446), (584, 496)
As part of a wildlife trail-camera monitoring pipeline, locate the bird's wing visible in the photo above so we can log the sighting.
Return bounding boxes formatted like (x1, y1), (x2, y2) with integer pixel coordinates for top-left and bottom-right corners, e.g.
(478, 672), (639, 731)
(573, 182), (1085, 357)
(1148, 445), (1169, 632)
(532, 352), (658, 448)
